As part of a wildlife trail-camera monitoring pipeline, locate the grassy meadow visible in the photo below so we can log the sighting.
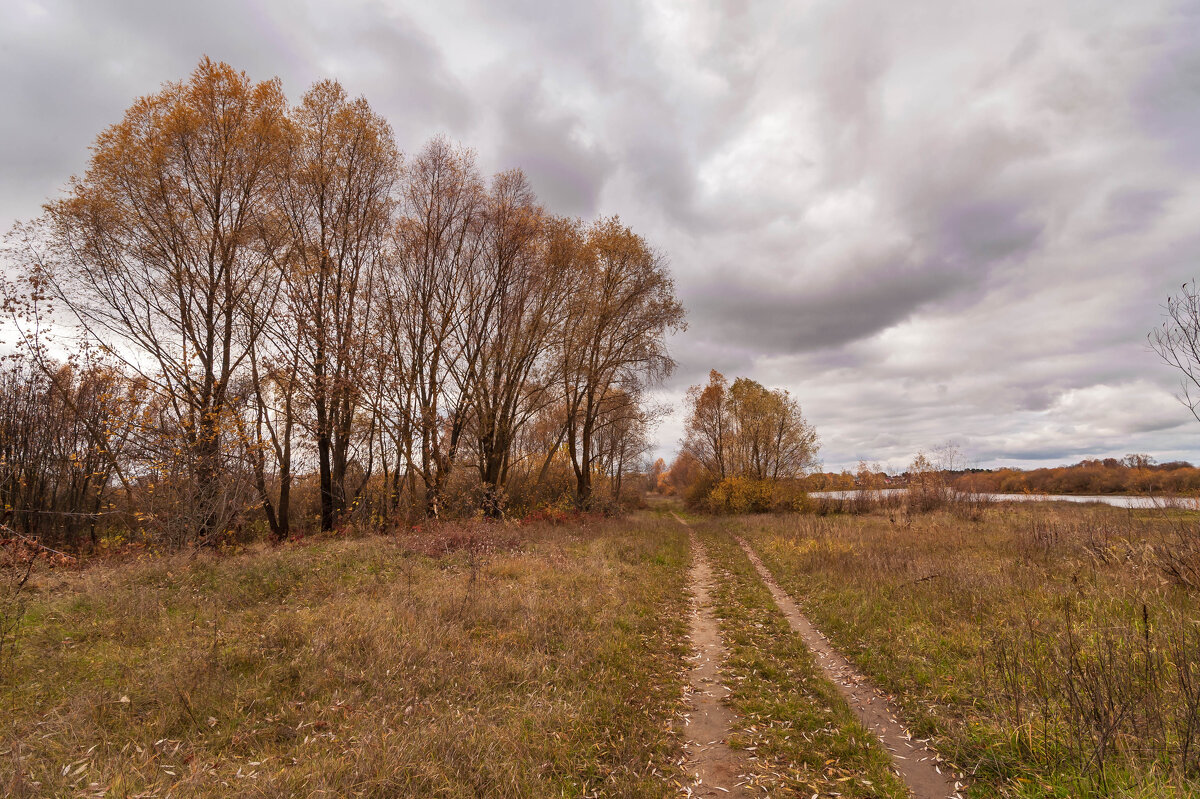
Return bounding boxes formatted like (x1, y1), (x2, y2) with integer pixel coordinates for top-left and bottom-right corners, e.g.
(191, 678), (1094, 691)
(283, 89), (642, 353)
(6, 500), (1200, 797)
(1, 516), (690, 797)
(734, 502), (1200, 797)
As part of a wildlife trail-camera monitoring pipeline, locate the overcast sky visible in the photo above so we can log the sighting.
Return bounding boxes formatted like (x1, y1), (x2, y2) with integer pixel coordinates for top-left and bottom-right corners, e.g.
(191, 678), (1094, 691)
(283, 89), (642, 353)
(4, 0), (1200, 471)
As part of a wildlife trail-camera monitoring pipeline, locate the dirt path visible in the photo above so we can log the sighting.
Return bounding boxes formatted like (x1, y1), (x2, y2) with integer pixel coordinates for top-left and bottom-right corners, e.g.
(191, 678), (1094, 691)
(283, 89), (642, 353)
(736, 537), (964, 799)
(676, 517), (752, 797)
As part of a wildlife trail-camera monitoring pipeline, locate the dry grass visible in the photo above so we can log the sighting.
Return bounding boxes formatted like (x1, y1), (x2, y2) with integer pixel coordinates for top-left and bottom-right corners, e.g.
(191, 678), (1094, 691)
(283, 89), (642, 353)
(734, 503), (1200, 797)
(1, 515), (690, 797)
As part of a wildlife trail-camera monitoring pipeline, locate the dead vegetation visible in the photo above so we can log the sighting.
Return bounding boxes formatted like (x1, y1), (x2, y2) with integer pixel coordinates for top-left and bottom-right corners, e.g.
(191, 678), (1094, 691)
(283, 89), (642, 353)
(1, 515), (690, 797)
(736, 503), (1200, 796)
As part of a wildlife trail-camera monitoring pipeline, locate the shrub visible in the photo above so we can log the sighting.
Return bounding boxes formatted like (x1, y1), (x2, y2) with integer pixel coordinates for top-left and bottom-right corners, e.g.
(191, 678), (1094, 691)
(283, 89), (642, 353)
(770, 480), (812, 513)
(683, 473), (719, 511)
(705, 477), (774, 514)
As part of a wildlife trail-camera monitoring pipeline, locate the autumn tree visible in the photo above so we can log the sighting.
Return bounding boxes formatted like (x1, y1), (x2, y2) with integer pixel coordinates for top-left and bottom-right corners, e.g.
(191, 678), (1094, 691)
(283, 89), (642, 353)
(559, 218), (685, 507)
(904, 451), (948, 511)
(467, 174), (571, 516)
(34, 58), (287, 544)
(648, 457), (666, 493)
(0, 355), (137, 548)
(681, 370), (730, 479)
(681, 371), (818, 483)
(364, 257), (419, 516)
(234, 328), (300, 541)
(275, 80), (400, 531)
(661, 451), (704, 497)
(393, 137), (486, 518)
(4, 58), (688, 543)
(726, 377), (818, 480)
(591, 387), (656, 502)
(515, 398), (577, 500)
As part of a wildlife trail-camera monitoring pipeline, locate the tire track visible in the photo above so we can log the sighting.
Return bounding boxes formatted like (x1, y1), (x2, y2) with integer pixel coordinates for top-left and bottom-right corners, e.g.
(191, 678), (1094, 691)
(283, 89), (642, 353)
(675, 515), (752, 797)
(736, 536), (964, 799)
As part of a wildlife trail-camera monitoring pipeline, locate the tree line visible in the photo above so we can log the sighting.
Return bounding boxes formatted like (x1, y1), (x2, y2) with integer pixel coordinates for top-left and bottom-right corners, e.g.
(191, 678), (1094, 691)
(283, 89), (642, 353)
(800, 455), (1200, 497)
(952, 456), (1200, 496)
(1, 58), (684, 549)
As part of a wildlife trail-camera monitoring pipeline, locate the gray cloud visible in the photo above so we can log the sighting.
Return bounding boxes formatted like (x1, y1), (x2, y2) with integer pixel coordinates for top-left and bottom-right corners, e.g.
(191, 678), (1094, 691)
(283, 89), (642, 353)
(1102, 187), (1176, 237)
(492, 73), (615, 218)
(3, 0), (1200, 470)
(1135, 5), (1200, 166)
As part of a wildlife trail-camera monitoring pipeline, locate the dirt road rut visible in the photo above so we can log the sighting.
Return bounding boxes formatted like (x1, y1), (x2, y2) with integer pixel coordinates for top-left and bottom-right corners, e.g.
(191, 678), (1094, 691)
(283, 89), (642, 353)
(678, 524), (752, 797)
(736, 537), (964, 799)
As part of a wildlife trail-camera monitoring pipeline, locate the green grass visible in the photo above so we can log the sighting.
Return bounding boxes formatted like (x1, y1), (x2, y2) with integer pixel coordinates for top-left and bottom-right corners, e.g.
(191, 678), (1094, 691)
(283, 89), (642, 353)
(2, 515), (691, 797)
(694, 519), (910, 798)
(733, 504), (1200, 797)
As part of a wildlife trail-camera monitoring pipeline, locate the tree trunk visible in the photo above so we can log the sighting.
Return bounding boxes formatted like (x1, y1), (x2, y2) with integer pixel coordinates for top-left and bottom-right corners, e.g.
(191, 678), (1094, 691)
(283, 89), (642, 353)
(480, 450), (505, 519)
(317, 431), (334, 532)
(194, 411), (222, 545)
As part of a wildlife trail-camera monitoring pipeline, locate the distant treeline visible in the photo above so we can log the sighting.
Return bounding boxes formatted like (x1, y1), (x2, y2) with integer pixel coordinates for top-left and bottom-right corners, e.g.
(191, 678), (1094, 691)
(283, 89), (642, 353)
(804, 455), (1200, 496)
(951, 457), (1200, 496)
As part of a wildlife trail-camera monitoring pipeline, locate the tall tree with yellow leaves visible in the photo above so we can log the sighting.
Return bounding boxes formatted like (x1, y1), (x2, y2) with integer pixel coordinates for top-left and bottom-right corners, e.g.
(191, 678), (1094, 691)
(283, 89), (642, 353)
(38, 58), (288, 544)
(559, 218), (684, 507)
(276, 80), (400, 531)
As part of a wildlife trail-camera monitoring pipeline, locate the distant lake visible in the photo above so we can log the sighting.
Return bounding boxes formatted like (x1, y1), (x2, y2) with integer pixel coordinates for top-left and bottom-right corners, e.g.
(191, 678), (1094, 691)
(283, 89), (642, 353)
(809, 489), (1199, 509)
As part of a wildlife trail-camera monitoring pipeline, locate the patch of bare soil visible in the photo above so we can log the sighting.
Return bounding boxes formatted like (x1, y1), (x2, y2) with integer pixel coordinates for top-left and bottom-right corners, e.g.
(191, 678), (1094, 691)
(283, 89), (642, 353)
(678, 520), (752, 797)
(736, 537), (965, 799)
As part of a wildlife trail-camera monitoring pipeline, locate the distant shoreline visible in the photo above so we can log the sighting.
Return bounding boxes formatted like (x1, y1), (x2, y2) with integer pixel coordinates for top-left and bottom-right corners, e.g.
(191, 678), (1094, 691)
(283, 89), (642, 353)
(809, 488), (1199, 509)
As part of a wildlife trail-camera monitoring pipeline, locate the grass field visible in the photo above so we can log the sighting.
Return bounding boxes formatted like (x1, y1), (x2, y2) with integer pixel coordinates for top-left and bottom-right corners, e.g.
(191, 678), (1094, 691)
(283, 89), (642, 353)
(734, 502), (1200, 797)
(1, 517), (691, 797)
(7, 502), (1199, 797)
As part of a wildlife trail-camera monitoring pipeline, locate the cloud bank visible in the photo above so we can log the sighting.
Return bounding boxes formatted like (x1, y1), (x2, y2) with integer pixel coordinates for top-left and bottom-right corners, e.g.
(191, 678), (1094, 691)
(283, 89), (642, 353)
(3, 0), (1200, 470)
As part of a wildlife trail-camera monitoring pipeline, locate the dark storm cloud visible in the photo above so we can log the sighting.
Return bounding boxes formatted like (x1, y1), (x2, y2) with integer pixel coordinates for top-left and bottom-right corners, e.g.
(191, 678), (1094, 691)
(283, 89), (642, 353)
(3, 0), (1200, 469)
(691, 257), (970, 354)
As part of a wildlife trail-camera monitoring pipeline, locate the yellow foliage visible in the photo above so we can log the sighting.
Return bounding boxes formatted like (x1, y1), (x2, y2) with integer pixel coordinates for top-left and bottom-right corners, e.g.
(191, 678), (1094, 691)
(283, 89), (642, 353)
(705, 477), (810, 514)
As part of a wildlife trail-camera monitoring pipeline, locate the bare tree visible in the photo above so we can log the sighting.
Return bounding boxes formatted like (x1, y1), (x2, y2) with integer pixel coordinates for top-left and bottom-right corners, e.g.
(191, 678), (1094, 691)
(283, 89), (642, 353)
(393, 137), (485, 518)
(0, 354), (133, 548)
(1152, 280), (1200, 422)
(367, 260), (420, 516)
(469, 175), (573, 517)
(233, 318), (301, 541)
(592, 387), (657, 505)
(559, 218), (685, 507)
